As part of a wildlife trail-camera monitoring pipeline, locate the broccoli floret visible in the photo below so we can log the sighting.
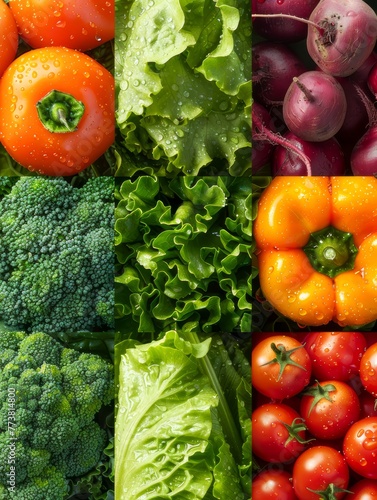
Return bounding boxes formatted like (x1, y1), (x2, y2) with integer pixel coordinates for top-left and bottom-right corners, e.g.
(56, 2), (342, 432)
(0, 331), (114, 498)
(7, 467), (69, 500)
(0, 177), (115, 334)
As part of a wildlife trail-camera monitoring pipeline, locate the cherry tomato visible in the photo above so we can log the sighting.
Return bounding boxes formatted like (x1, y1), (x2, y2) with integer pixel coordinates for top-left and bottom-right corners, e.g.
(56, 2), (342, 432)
(360, 343), (377, 397)
(252, 403), (308, 463)
(343, 417), (377, 480)
(252, 335), (312, 399)
(9, 0), (114, 51)
(292, 446), (350, 500)
(252, 470), (298, 500)
(304, 332), (367, 381)
(0, 0), (18, 77)
(359, 390), (377, 419)
(299, 380), (360, 440)
(0, 47), (114, 176)
(344, 478), (377, 499)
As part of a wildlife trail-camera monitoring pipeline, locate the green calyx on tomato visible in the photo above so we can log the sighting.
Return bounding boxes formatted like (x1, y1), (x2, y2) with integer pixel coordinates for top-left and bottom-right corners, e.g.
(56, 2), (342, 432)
(307, 483), (353, 500)
(281, 417), (313, 446)
(301, 381), (336, 416)
(303, 225), (358, 278)
(36, 90), (85, 133)
(261, 342), (308, 381)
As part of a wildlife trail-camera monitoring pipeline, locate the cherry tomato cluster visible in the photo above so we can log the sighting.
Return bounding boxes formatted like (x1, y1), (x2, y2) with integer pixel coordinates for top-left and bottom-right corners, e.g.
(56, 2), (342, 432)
(0, 0), (114, 176)
(252, 332), (377, 500)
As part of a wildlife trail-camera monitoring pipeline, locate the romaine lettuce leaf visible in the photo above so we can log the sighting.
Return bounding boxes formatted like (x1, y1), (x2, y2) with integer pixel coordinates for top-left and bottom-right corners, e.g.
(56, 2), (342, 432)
(114, 330), (251, 499)
(115, 331), (217, 499)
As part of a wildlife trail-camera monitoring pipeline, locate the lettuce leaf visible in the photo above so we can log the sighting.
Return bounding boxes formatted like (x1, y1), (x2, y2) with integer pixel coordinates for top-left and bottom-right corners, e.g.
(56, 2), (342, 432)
(114, 176), (251, 334)
(115, 331), (217, 499)
(114, 330), (251, 499)
(115, 0), (251, 176)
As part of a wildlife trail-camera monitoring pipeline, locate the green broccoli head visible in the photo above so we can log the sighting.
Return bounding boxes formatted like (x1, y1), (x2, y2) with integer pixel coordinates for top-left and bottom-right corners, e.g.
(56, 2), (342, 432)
(0, 332), (114, 497)
(0, 177), (115, 334)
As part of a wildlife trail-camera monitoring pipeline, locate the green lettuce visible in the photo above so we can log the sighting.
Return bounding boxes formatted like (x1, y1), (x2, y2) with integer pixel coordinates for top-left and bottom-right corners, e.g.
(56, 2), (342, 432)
(115, 0), (251, 176)
(114, 176), (251, 334)
(114, 330), (251, 499)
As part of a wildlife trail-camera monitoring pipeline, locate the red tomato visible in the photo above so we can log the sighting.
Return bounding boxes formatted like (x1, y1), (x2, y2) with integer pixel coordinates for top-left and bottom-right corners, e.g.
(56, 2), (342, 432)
(343, 417), (377, 479)
(292, 446), (350, 500)
(304, 332), (367, 381)
(299, 380), (360, 440)
(252, 403), (307, 463)
(252, 470), (298, 500)
(252, 335), (312, 399)
(359, 390), (377, 419)
(9, 0), (114, 51)
(360, 343), (377, 397)
(0, 0), (18, 77)
(344, 478), (377, 499)
(0, 47), (114, 176)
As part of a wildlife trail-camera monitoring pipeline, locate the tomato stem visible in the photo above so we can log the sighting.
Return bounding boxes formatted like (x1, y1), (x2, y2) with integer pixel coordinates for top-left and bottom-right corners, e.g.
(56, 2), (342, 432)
(36, 89), (85, 133)
(261, 342), (307, 381)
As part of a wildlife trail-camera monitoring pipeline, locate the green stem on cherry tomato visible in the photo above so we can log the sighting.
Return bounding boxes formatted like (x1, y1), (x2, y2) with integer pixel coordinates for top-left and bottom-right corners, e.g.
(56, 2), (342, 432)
(36, 89), (85, 133)
(307, 483), (353, 500)
(280, 417), (314, 446)
(261, 342), (308, 381)
(301, 381), (336, 416)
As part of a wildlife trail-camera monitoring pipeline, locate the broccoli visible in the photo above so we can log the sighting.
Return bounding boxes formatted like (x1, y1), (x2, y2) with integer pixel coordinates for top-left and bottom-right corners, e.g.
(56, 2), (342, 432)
(0, 331), (114, 499)
(0, 176), (115, 334)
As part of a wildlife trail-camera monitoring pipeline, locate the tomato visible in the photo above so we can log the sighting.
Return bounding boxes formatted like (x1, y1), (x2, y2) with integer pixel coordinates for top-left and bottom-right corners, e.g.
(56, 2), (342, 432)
(304, 332), (367, 382)
(343, 417), (377, 480)
(360, 343), (377, 397)
(0, 47), (114, 176)
(299, 380), (360, 440)
(252, 335), (312, 399)
(252, 470), (298, 500)
(292, 446), (350, 500)
(9, 0), (114, 51)
(0, 0), (18, 77)
(344, 479), (377, 499)
(252, 403), (308, 463)
(359, 390), (377, 419)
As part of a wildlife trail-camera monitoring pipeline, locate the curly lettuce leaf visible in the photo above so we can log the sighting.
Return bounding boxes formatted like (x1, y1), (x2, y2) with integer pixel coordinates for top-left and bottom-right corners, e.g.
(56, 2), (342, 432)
(114, 176), (251, 334)
(115, 0), (251, 176)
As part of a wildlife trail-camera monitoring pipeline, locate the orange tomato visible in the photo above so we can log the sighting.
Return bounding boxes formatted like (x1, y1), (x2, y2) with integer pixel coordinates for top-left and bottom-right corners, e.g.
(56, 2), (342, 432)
(9, 0), (114, 51)
(0, 47), (114, 176)
(0, 0), (18, 77)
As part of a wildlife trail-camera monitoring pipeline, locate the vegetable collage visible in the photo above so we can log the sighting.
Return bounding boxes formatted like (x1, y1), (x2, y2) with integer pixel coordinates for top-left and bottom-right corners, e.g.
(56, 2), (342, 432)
(0, 0), (252, 499)
(252, 1), (377, 499)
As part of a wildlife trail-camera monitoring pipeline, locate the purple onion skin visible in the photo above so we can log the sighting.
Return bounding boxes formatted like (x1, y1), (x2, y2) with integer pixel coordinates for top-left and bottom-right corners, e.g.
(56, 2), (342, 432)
(252, 101), (276, 173)
(307, 0), (377, 77)
(253, 42), (307, 105)
(273, 131), (346, 175)
(252, 0), (320, 43)
(351, 127), (377, 175)
(283, 71), (347, 142)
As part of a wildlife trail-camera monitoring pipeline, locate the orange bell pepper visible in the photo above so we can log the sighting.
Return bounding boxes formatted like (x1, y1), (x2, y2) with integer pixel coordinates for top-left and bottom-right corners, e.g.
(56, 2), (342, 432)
(254, 177), (377, 327)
